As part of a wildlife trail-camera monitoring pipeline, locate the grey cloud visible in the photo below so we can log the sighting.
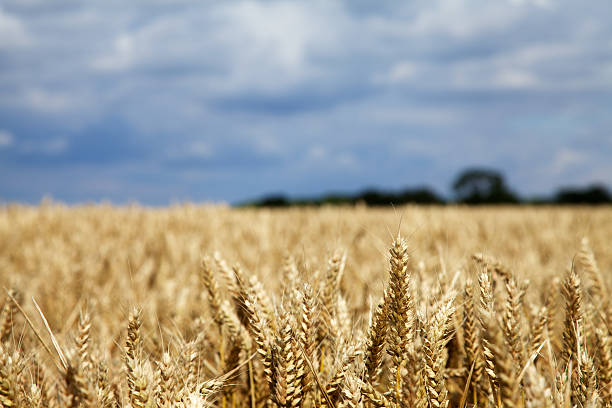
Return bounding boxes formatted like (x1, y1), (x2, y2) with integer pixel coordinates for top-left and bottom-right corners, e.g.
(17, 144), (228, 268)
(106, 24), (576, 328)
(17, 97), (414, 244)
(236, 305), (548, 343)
(0, 0), (611, 203)
(0, 116), (149, 166)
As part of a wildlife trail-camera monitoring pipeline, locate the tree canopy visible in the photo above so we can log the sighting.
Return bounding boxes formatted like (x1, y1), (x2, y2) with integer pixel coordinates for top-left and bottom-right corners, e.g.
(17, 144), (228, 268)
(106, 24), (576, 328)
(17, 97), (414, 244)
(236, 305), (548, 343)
(452, 168), (519, 204)
(241, 167), (610, 207)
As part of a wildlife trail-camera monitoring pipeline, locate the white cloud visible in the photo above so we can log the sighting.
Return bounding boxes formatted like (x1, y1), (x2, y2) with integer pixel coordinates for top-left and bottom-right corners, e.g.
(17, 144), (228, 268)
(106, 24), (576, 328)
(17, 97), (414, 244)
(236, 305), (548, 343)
(499, 43), (578, 65)
(551, 148), (587, 174)
(91, 33), (135, 72)
(0, 7), (30, 48)
(189, 141), (214, 158)
(367, 105), (461, 127)
(509, 0), (555, 9)
(252, 134), (283, 155)
(211, 1), (346, 92)
(494, 68), (538, 88)
(586, 164), (612, 184)
(44, 139), (68, 154)
(337, 152), (357, 168)
(220, 2), (312, 70)
(165, 140), (214, 162)
(0, 130), (14, 148)
(408, 0), (526, 38)
(23, 88), (75, 113)
(382, 61), (419, 83)
(19, 138), (68, 155)
(307, 145), (327, 161)
(304, 145), (356, 169)
(88, 1), (347, 94)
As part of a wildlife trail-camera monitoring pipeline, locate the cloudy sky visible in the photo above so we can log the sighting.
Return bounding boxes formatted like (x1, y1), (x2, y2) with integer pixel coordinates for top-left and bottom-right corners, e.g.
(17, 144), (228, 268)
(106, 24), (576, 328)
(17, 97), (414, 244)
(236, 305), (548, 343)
(1, 0), (611, 204)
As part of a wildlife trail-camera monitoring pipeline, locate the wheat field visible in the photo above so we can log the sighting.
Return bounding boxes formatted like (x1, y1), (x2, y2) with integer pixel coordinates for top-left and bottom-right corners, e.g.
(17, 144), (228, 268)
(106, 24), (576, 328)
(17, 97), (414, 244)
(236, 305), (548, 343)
(0, 203), (611, 407)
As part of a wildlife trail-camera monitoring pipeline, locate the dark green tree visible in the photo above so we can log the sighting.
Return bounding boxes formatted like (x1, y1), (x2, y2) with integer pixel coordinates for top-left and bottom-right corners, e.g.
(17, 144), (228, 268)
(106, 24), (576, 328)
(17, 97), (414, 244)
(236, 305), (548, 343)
(555, 184), (611, 204)
(452, 168), (519, 204)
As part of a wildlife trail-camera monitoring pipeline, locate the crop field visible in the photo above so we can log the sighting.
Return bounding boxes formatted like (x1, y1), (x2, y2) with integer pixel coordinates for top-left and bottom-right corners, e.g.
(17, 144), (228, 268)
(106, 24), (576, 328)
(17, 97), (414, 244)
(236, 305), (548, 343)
(0, 204), (611, 407)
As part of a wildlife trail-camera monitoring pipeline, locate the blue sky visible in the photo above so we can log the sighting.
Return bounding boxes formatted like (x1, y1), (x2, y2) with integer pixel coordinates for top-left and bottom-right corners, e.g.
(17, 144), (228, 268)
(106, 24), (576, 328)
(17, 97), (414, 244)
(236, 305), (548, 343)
(1, 0), (611, 204)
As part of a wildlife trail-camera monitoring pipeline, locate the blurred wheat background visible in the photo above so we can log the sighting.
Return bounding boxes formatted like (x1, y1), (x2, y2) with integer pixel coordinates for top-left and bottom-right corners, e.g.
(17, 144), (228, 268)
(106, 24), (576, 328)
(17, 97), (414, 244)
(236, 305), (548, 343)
(1, 203), (611, 407)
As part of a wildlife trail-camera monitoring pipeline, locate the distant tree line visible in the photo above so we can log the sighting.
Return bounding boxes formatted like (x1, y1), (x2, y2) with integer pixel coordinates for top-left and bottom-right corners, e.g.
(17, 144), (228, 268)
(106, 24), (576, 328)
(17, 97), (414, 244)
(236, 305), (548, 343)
(243, 168), (612, 207)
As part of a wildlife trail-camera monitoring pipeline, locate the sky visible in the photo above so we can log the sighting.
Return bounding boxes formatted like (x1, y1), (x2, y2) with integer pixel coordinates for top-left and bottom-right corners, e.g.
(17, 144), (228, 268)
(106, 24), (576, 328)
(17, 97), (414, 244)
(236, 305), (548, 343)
(1, 0), (611, 205)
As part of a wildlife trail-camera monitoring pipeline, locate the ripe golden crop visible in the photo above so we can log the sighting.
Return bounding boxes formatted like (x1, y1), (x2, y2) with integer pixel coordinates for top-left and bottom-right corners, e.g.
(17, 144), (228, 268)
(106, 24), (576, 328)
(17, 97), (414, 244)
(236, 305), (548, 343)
(0, 203), (610, 407)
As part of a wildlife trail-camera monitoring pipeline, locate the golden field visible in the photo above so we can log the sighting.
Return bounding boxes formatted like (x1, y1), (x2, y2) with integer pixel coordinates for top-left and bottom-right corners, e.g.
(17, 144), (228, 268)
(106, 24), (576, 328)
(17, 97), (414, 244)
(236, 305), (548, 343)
(0, 204), (611, 407)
